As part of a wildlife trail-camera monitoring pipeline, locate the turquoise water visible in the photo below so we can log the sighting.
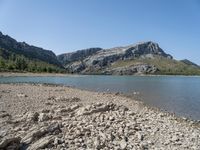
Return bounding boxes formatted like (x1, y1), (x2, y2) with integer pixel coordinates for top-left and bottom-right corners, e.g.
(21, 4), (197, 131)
(0, 75), (200, 120)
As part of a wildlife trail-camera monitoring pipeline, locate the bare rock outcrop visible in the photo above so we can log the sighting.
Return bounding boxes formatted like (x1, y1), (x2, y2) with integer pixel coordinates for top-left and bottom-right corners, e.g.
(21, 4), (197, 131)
(60, 41), (172, 74)
(105, 64), (159, 75)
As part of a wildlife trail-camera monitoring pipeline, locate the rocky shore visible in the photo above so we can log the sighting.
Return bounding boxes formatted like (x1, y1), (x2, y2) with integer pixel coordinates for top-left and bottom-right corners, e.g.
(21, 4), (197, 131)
(0, 83), (200, 149)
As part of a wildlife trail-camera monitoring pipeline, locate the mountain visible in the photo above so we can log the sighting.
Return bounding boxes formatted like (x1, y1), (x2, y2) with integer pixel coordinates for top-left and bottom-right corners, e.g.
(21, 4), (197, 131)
(57, 48), (102, 65)
(1, 31), (199, 75)
(0, 31), (61, 66)
(58, 41), (200, 75)
(0, 31), (64, 73)
(180, 59), (200, 68)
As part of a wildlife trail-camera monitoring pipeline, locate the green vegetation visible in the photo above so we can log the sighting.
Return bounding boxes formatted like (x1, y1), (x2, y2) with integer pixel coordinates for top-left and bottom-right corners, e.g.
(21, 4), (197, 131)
(111, 56), (200, 75)
(0, 48), (66, 73)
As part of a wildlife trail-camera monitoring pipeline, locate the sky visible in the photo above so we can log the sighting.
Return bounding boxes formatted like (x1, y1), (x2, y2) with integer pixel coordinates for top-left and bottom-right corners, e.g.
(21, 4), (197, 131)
(0, 0), (200, 64)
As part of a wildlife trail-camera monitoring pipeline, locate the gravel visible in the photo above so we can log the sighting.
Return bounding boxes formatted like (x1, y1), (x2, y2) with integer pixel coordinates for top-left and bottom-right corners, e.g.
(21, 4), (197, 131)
(0, 83), (200, 149)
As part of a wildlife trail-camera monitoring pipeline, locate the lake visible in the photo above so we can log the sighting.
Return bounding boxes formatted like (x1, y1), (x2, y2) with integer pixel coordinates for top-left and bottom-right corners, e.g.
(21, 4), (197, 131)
(0, 75), (200, 120)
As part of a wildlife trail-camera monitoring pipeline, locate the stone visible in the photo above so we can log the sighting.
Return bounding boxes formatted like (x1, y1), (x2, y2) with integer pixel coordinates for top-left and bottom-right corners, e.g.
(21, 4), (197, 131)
(70, 97), (81, 102)
(54, 137), (64, 145)
(120, 140), (127, 149)
(47, 123), (62, 134)
(93, 136), (100, 148)
(76, 107), (87, 116)
(137, 133), (144, 141)
(22, 127), (47, 144)
(2, 93), (200, 150)
(140, 142), (149, 150)
(45, 102), (53, 105)
(27, 135), (54, 150)
(109, 116), (115, 121)
(0, 130), (7, 137)
(70, 104), (80, 111)
(41, 109), (50, 113)
(0, 112), (10, 118)
(0, 137), (21, 149)
(27, 112), (39, 122)
(127, 111), (135, 116)
(17, 93), (28, 97)
(22, 123), (61, 144)
(38, 113), (50, 122)
(171, 135), (179, 142)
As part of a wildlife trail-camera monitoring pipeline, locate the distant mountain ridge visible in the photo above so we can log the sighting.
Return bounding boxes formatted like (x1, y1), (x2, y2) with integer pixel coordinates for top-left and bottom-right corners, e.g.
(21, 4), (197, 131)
(0, 31), (61, 66)
(0, 31), (64, 73)
(180, 59), (200, 68)
(57, 42), (200, 75)
(0, 31), (200, 75)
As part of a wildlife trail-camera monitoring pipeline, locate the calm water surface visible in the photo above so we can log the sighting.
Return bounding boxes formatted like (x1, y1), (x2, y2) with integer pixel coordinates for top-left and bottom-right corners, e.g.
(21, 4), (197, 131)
(0, 75), (200, 120)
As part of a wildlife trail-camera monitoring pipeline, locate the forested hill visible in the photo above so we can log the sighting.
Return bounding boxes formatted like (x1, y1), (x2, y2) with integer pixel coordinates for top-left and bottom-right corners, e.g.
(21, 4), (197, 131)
(0, 31), (65, 73)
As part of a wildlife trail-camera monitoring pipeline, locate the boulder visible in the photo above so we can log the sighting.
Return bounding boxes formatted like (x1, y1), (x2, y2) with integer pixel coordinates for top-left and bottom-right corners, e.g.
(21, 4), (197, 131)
(0, 137), (21, 150)
(26, 112), (39, 122)
(27, 135), (54, 150)
(38, 113), (51, 122)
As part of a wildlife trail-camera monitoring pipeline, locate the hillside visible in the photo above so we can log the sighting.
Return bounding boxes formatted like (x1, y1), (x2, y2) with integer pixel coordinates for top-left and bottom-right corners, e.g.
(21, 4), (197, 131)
(57, 48), (102, 65)
(0, 32), (65, 73)
(58, 42), (200, 75)
(1, 31), (199, 75)
(109, 56), (200, 75)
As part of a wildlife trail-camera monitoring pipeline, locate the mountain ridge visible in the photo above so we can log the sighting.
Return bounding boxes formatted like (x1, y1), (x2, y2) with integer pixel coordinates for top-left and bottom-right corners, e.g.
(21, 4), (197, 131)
(0, 31), (64, 73)
(0, 31), (61, 66)
(0, 31), (200, 75)
(57, 41), (200, 75)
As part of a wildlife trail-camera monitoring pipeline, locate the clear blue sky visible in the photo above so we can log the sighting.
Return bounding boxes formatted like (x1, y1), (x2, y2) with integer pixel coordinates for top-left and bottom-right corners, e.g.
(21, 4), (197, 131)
(0, 0), (200, 64)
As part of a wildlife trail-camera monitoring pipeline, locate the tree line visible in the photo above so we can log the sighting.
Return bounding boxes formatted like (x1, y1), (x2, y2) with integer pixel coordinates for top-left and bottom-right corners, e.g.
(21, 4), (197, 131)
(0, 52), (66, 73)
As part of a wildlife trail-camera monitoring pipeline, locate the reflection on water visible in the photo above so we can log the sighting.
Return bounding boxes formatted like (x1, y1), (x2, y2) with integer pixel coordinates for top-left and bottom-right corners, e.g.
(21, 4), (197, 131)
(0, 75), (200, 120)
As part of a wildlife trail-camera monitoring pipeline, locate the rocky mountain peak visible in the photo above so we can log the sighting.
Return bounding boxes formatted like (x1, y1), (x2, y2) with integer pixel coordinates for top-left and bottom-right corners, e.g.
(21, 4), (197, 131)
(123, 41), (172, 59)
(59, 41), (174, 74)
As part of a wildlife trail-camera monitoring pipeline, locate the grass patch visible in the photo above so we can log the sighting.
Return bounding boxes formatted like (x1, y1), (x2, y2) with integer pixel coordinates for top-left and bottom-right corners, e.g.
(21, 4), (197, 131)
(111, 56), (200, 75)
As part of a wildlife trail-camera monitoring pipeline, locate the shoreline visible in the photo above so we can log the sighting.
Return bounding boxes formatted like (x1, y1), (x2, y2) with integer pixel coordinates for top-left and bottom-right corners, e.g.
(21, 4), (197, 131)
(1, 72), (200, 78)
(0, 83), (200, 149)
(1, 82), (199, 122)
(2, 82), (199, 123)
(1, 81), (200, 122)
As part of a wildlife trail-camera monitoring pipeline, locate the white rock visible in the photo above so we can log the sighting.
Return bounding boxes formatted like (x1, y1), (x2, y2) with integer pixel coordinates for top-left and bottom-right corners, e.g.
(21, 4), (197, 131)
(38, 113), (50, 122)
(27, 135), (54, 150)
(137, 132), (143, 141)
(120, 140), (127, 149)
(0, 137), (21, 149)
(17, 93), (28, 97)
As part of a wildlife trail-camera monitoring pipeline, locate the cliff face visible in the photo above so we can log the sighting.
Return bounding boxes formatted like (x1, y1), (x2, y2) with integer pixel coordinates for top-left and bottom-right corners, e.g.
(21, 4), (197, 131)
(59, 41), (173, 74)
(57, 48), (102, 65)
(0, 31), (61, 66)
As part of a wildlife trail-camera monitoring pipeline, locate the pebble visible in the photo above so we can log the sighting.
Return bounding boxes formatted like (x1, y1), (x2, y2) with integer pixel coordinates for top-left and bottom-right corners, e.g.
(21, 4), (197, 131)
(1, 98), (200, 150)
